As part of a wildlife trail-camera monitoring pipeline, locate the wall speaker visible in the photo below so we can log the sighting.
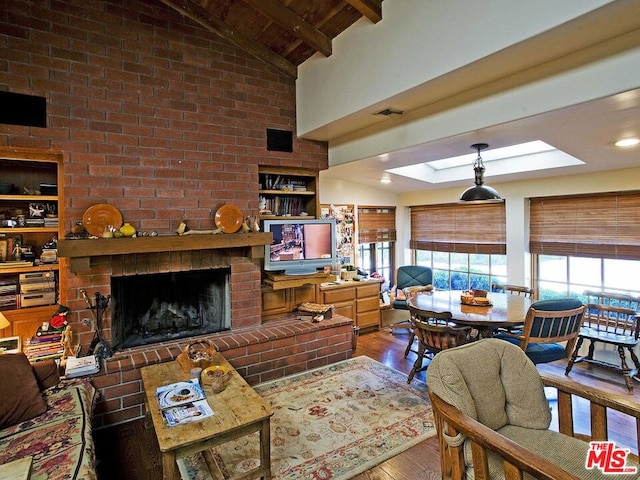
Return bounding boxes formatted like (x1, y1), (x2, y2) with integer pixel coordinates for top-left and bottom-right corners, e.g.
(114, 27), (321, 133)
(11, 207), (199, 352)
(0, 91), (47, 128)
(266, 128), (293, 152)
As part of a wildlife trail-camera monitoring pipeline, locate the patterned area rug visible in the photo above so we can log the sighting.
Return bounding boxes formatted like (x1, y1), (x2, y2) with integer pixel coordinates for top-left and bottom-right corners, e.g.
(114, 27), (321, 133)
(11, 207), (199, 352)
(177, 355), (435, 480)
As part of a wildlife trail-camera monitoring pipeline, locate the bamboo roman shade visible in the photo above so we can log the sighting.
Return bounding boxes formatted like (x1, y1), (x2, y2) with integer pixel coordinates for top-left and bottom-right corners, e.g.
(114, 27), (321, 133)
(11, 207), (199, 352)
(357, 206), (396, 243)
(530, 191), (640, 260)
(410, 203), (506, 254)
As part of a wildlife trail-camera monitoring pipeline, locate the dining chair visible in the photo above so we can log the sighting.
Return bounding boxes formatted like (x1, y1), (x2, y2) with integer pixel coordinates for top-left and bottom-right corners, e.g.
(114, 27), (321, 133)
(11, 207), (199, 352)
(494, 298), (585, 365)
(406, 304), (471, 383)
(565, 290), (640, 393)
(388, 265), (433, 332)
(491, 282), (535, 298)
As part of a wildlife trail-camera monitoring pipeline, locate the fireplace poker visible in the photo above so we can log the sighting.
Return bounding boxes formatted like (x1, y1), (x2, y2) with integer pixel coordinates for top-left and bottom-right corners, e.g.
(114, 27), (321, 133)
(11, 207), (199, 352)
(80, 289), (113, 359)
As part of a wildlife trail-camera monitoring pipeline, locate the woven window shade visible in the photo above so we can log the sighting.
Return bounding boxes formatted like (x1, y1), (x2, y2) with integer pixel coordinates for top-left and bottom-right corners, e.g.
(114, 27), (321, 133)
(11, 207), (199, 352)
(530, 191), (640, 260)
(357, 206), (396, 243)
(410, 203), (506, 254)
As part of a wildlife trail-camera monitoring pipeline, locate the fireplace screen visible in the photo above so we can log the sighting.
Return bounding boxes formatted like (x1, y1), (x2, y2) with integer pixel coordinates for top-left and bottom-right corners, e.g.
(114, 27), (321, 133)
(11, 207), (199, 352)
(110, 269), (230, 350)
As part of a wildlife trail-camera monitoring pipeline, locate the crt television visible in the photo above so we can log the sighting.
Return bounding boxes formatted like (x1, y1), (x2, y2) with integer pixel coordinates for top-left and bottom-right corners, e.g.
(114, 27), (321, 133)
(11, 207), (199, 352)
(263, 218), (337, 275)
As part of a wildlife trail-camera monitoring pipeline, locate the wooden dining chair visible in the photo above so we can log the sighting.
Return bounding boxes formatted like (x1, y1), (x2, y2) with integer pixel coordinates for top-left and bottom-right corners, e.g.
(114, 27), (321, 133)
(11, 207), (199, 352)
(565, 290), (640, 393)
(406, 305), (472, 383)
(495, 298), (585, 365)
(491, 283), (535, 299)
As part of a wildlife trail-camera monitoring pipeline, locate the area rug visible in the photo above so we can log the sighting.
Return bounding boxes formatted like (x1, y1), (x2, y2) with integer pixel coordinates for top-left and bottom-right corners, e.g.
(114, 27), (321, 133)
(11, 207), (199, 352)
(176, 355), (435, 480)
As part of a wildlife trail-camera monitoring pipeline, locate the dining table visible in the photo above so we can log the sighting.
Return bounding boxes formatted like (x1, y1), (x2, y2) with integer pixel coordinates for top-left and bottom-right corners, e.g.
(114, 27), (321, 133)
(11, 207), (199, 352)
(407, 289), (532, 338)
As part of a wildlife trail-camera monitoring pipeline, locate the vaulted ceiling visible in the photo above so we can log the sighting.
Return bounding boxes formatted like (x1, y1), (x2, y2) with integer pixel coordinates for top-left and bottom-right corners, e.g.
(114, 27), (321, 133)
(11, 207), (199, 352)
(159, 0), (383, 78)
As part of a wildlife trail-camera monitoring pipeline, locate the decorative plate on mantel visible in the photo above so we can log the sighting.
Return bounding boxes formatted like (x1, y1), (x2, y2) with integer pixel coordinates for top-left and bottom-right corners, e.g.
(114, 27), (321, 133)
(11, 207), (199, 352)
(214, 204), (243, 233)
(82, 203), (123, 237)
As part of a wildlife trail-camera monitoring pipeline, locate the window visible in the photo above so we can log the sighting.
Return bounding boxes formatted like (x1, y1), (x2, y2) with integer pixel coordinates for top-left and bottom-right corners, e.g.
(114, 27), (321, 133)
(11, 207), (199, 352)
(356, 206), (396, 287)
(416, 250), (507, 291)
(358, 242), (394, 286)
(410, 202), (506, 290)
(530, 191), (640, 299)
(537, 255), (640, 299)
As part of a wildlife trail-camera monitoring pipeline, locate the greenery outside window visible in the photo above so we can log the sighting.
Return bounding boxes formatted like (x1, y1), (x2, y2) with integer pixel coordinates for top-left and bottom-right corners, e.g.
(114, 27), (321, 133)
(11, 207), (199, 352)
(358, 242), (394, 287)
(416, 250), (507, 291)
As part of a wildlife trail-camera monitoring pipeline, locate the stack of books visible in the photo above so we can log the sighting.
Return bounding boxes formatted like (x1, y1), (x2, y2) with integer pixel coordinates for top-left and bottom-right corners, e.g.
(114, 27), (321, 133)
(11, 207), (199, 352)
(23, 332), (65, 363)
(64, 355), (100, 378)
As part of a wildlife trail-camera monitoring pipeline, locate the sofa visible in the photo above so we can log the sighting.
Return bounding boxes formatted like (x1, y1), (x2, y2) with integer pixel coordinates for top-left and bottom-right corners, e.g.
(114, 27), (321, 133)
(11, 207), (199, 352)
(0, 353), (97, 480)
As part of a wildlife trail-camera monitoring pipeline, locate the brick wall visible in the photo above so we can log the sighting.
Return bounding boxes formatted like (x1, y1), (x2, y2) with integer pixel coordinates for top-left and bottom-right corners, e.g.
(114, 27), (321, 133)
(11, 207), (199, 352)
(0, 0), (345, 428)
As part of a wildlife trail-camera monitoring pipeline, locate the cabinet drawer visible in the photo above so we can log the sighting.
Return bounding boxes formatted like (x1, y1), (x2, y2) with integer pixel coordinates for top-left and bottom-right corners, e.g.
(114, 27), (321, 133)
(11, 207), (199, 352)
(357, 296), (380, 313)
(357, 309), (380, 329)
(322, 287), (354, 304)
(356, 282), (380, 298)
(333, 302), (355, 320)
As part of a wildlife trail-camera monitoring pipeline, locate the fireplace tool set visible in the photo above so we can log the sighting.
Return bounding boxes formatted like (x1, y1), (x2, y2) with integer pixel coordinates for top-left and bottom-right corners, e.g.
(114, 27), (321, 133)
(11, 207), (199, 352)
(80, 288), (113, 359)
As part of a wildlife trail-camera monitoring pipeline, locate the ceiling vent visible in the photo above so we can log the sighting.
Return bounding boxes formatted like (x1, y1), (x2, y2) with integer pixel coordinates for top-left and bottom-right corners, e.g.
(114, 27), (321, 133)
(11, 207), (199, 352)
(374, 107), (404, 117)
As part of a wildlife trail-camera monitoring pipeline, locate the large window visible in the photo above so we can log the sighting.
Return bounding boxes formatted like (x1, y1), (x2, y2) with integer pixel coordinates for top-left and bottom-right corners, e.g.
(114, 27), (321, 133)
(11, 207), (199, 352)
(537, 255), (640, 300)
(411, 202), (506, 290)
(416, 250), (506, 291)
(531, 191), (640, 299)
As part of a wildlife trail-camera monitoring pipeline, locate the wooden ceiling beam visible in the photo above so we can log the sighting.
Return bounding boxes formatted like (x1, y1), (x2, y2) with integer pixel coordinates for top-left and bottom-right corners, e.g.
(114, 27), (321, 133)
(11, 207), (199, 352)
(241, 0), (332, 57)
(347, 0), (383, 24)
(160, 0), (298, 78)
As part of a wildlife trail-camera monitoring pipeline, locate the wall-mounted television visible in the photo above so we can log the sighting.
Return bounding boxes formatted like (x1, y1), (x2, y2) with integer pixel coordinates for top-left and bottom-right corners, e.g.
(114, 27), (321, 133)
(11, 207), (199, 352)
(263, 218), (337, 275)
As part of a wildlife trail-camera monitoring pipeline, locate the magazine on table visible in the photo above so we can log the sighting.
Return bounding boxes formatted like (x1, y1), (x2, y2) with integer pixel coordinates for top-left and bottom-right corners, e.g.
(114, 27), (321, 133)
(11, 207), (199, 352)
(156, 379), (214, 426)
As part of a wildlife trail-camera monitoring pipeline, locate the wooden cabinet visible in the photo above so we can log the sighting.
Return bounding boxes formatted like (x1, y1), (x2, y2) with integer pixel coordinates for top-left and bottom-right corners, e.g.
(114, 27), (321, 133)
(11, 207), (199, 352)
(259, 166), (318, 219)
(0, 147), (64, 337)
(320, 281), (381, 330)
(261, 284), (318, 321)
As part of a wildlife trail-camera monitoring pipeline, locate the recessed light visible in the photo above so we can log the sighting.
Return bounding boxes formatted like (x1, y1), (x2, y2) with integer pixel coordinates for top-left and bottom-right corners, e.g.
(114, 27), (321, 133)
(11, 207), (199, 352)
(615, 138), (640, 147)
(380, 177), (392, 184)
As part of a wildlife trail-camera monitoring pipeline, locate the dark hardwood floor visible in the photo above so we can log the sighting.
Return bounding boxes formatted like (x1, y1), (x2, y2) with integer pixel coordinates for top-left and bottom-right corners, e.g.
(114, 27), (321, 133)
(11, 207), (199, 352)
(94, 326), (640, 480)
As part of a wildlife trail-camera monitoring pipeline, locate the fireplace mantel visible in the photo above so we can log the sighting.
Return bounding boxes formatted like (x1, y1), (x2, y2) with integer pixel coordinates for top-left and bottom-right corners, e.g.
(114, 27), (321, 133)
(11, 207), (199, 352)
(58, 232), (272, 272)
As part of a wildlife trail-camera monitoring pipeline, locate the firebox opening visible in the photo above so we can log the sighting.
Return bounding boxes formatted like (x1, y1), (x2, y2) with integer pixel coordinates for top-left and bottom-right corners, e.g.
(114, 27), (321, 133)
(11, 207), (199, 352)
(110, 269), (230, 350)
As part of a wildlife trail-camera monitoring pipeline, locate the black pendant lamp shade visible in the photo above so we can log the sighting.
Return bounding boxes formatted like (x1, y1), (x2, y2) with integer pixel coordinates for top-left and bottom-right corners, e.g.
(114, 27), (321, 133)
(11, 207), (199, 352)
(459, 143), (503, 203)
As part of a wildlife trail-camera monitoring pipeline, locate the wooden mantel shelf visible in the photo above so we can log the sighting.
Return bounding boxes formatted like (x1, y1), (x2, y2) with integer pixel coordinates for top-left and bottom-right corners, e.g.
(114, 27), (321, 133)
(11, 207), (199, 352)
(58, 232), (273, 273)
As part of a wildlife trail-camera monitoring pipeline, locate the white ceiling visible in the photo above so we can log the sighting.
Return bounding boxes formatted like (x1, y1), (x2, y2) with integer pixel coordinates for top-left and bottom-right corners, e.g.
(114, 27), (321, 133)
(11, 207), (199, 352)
(320, 87), (640, 194)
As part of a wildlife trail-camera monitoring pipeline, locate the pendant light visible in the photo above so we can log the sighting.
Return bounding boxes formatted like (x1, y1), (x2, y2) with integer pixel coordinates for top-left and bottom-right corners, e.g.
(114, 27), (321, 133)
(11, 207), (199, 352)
(459, 143), (503, 203)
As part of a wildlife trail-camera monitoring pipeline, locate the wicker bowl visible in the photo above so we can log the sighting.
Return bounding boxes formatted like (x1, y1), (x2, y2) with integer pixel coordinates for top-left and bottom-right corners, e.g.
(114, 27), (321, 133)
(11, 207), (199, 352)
(176, 340), (218, 373)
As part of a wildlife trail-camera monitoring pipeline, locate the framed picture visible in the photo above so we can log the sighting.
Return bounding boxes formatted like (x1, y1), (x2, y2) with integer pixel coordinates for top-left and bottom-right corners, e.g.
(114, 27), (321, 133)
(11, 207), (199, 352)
(0, 336), (21, 354)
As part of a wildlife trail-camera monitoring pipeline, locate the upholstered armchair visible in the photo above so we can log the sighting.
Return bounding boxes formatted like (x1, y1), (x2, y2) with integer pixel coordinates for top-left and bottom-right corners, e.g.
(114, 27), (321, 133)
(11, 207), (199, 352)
(427, 338), (640, 479)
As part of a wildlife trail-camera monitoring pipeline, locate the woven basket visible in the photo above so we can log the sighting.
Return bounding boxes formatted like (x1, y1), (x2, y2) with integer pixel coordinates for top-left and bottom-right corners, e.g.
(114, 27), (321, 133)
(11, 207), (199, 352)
(341, 269), (356, 281)
(176, 339), (218, 373)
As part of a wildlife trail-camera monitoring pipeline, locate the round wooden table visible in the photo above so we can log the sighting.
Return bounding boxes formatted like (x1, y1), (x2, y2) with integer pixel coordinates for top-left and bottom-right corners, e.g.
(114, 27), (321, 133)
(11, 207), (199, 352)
(407, 289), (532, 337)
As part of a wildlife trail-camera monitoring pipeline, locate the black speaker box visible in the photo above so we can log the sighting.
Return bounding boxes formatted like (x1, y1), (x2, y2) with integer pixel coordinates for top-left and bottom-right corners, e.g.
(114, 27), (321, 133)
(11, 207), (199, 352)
(266, 128), (293, 152)
(0, 91), (47, 128)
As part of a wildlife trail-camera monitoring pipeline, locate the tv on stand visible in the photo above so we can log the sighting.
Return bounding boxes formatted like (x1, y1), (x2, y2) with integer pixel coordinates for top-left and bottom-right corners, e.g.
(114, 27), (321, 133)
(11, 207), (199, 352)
(263, 218), (337, 276)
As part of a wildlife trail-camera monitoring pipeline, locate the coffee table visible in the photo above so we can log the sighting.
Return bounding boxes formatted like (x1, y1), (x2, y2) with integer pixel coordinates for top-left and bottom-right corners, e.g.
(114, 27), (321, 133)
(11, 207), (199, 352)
(141, 354), (273, 480)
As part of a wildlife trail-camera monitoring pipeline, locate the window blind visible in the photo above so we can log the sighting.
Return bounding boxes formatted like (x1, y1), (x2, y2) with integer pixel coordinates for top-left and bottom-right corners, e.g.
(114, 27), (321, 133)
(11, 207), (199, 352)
(357, 206), (396, 243)
(530, 191), (640, 260)
(410, 203), (506, 254)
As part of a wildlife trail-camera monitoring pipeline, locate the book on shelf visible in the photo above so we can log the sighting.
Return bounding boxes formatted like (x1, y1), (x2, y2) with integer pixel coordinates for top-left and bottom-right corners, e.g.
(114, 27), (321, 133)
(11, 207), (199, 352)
(156, 379), (214, 427)
(65, 355), (100, 378)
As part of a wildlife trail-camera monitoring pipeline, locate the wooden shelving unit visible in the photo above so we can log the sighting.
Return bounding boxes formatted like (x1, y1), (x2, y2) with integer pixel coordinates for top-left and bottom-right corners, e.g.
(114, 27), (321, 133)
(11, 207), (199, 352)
(258, 166), (319, 219)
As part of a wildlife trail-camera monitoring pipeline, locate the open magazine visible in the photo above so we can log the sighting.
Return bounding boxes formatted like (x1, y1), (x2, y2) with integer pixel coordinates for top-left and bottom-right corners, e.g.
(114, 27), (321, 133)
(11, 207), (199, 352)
(156, 379), (214, 427)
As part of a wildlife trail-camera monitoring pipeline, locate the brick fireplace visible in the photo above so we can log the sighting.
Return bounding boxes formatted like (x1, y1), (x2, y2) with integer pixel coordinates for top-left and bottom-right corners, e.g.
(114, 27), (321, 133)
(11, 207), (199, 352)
(59, 237), (354, 428)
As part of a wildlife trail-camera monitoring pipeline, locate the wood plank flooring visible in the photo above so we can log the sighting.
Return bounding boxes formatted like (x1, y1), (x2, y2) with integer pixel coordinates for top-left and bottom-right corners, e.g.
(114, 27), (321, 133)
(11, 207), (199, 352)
(94, 326), (640, 480)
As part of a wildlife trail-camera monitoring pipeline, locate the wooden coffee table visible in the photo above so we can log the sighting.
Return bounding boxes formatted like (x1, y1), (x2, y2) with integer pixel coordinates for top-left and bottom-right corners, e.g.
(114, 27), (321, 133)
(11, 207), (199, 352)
(141, 354), (273, 480)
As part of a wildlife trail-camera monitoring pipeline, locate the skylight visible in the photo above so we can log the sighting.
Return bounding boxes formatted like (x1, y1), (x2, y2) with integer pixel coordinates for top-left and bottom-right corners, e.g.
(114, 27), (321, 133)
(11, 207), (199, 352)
(387, 140), (584, 184)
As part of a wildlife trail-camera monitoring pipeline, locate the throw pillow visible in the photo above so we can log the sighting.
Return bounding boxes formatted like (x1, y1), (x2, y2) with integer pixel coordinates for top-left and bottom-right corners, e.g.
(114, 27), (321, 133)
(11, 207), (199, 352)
(0, 353), (47, 428)
(32, 359), (60, 391)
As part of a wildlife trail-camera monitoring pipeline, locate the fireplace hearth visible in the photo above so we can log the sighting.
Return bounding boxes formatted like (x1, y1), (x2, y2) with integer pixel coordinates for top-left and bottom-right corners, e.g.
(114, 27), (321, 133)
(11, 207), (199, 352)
(110, 269), (230, 350)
